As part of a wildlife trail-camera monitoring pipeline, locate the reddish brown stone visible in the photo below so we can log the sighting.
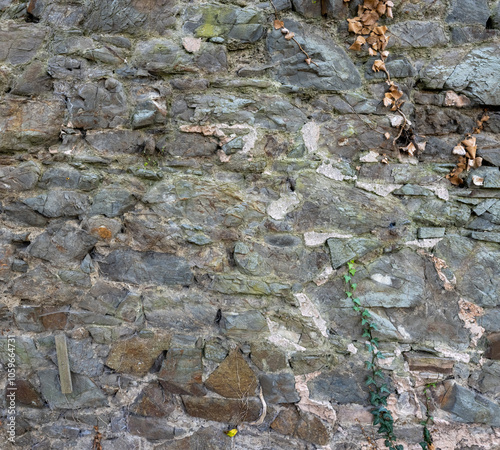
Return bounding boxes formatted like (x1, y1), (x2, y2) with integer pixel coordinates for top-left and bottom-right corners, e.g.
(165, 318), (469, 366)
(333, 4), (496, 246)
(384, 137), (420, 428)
(182, 396), (261, 424)
(251, 344), (287, 372)
(128, 415), (174, 440)
(405, 352), (454, 374)
(9, 380), (43, 408)
(205, 350), (257, 399)
(130, 382), (175, 417)
(271, 406), (330, 446)
(41, 307), (68, 330)
(485, 333), (500, 360)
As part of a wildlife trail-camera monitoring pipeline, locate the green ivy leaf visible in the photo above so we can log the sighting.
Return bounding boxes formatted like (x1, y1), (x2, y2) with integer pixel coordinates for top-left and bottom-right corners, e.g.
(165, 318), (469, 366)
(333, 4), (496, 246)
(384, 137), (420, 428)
(345, 291), (352, 297)
(349, 268), (356, 276)
(344, 274), (352, 283)
(365, 377), (375, 386)
(353, 305), (360, 312)
(351, 283), (357, 290)
(353, 297), (361, 305)
(380, 385), (391, 394)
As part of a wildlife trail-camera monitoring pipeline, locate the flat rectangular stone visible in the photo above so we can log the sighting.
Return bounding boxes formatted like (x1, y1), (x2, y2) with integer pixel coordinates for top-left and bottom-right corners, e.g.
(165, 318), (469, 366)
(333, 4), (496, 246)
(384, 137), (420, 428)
(418, 227), (446, 239)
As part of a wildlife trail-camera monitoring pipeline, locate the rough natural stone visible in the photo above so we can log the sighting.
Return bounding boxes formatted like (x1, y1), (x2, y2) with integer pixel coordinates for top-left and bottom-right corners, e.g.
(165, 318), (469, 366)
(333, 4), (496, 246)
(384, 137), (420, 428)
(270, 406), (330, 446)
(221, 311), (269, 339)
(38, 370), (108, 409)
(28, 224), (97, 266)
(106, 332), (171, 376)
(0, 161), (40, 191)
(389, 21), (448, 48)
(260, 373), (300, 404)
(0, 97), (65, 151)
(158, 348), (206, 396)
(130, 382), (175, 417)
(405, 352), (454, 375)
(267, 21), (361, 91)
(98, 250), (193, 286)
(0, 23), (47, 65)
(485, 333), (500, 360)
(327, 237), (379, 269)
(128, 415), (175, 441)
(438, 380), (500, 425)
(23, 191), (90, 218)
(38, 166), (100, 191)
(446, 0), (490, 25)
(421, 44), (500, 105)
(205, 350), (258, 398)
(182, 396), (261, 423)
(10, 380), (44, 408)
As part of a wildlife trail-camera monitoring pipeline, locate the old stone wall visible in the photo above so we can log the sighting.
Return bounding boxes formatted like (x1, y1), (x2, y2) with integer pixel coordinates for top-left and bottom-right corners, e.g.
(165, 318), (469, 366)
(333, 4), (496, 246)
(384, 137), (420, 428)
(1, 0), (500, 448)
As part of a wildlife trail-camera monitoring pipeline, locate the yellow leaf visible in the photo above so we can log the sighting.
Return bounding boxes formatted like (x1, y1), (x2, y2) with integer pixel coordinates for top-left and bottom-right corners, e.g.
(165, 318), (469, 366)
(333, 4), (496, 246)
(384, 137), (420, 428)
(225, 429), (238, 437)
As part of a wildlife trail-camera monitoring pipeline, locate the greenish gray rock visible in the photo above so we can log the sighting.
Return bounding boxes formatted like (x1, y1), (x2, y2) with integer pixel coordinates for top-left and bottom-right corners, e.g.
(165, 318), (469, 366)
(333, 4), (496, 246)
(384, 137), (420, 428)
(28, 224), (97, 266)
(418, 227), (446, 239)
(38, 166), (100, 191)
(183, 4), (265, 44)
(259, 373), (300, 404)
(38, 369), (108, 409)
(470, 231), (500, 244)
(389, 21), (448, 48)
(90, 186), (137, 217)
(327, 237), (379, 269)
(23, 191), (90, 218)
(267, 21), (361, 91)
(439, 380), (500, 425)
(434, 236), (500, 306)
(222, 311), (268, 339)
(446, 0), (490, 25)
(0, 161), (40, 191)
(98, 250), (193, 286)
(421, 44), (500, 105)
(308, 365), (366, 404)
(234, 241), (267, 276)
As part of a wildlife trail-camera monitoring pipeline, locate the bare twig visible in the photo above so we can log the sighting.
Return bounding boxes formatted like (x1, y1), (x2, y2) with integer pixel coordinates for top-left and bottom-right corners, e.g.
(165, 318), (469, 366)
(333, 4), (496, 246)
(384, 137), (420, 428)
(247, 386), (267, 426)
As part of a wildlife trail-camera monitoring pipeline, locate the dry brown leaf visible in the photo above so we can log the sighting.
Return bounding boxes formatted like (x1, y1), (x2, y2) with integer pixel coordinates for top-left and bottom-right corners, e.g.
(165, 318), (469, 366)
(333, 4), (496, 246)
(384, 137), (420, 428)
(281, 27), (289, 34)
(274, 19), (284, 30)
(473, 156), (483, 168)
(284, 32), (295, 40)
(364, 0), (380, 10)
(480, 114), (490, 123)
(373, 25), (388, 35)
(350, 35), (366, 51)
(417, 141), (427, 152)
(376, 2), (386, 16)
(383, 96), (393, 107)
(386, 6), (393, 18)
(305, 58), (312, 65)
(384, 132), (391, 139)
(381, 157), (389, 164)
(462, 136), (476, 148)
(466, 146), (477, 159)
(361, 11), (380, 26)
(386, 0), (394, 6)
(372, 59), (386, 72)
(347, 19), (363, 34)
(368, 47), (378, 56)
(403, 142), (416, 156)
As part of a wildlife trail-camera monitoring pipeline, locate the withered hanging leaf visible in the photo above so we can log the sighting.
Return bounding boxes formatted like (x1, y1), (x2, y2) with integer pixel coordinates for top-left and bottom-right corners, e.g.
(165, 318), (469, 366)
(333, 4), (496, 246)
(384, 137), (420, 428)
(417, 141), (427, 152)
(381, 50), (389, 58)
(376, 2), (387, 16)
(350, 35), (366, 51)
(366, 35), (378, 45)
(368, 47), (378, 56)
(472, 175), (484, 186)
(347, 19), (363, 34)
(373, 25), (388, 35)
(462, 136), (476, 148)
(448, 174), (464, 186)
(386, 0), (394, 5)
(473, 157), (483, 168)
(360, 11), (380, 26)
(383, 95), (393, 107)
(364, 0), (380, 11)
(372, 59), (386, 72)
(284, 32), (295, 40)
(386, 6), (393, 18)
(452, 145), (466, 155)
(305, 58), (312, 65)
(480, 114), (490, 123)
(466, 146), (477, 160)
(274, 19), (284, 30)
(281, 27), (289, 34)
(384, 132), (391, 139)
(403, 142), (416, 156)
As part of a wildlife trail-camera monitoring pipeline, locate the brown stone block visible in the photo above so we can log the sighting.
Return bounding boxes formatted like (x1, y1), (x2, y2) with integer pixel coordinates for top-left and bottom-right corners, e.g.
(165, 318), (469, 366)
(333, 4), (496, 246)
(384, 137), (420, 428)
(405, 352), (455, 374)
(485, 333), (500, 360)
(182, 396), (261, 423)
(106, 332), (171, 376)
(205, 349), (258, 398)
